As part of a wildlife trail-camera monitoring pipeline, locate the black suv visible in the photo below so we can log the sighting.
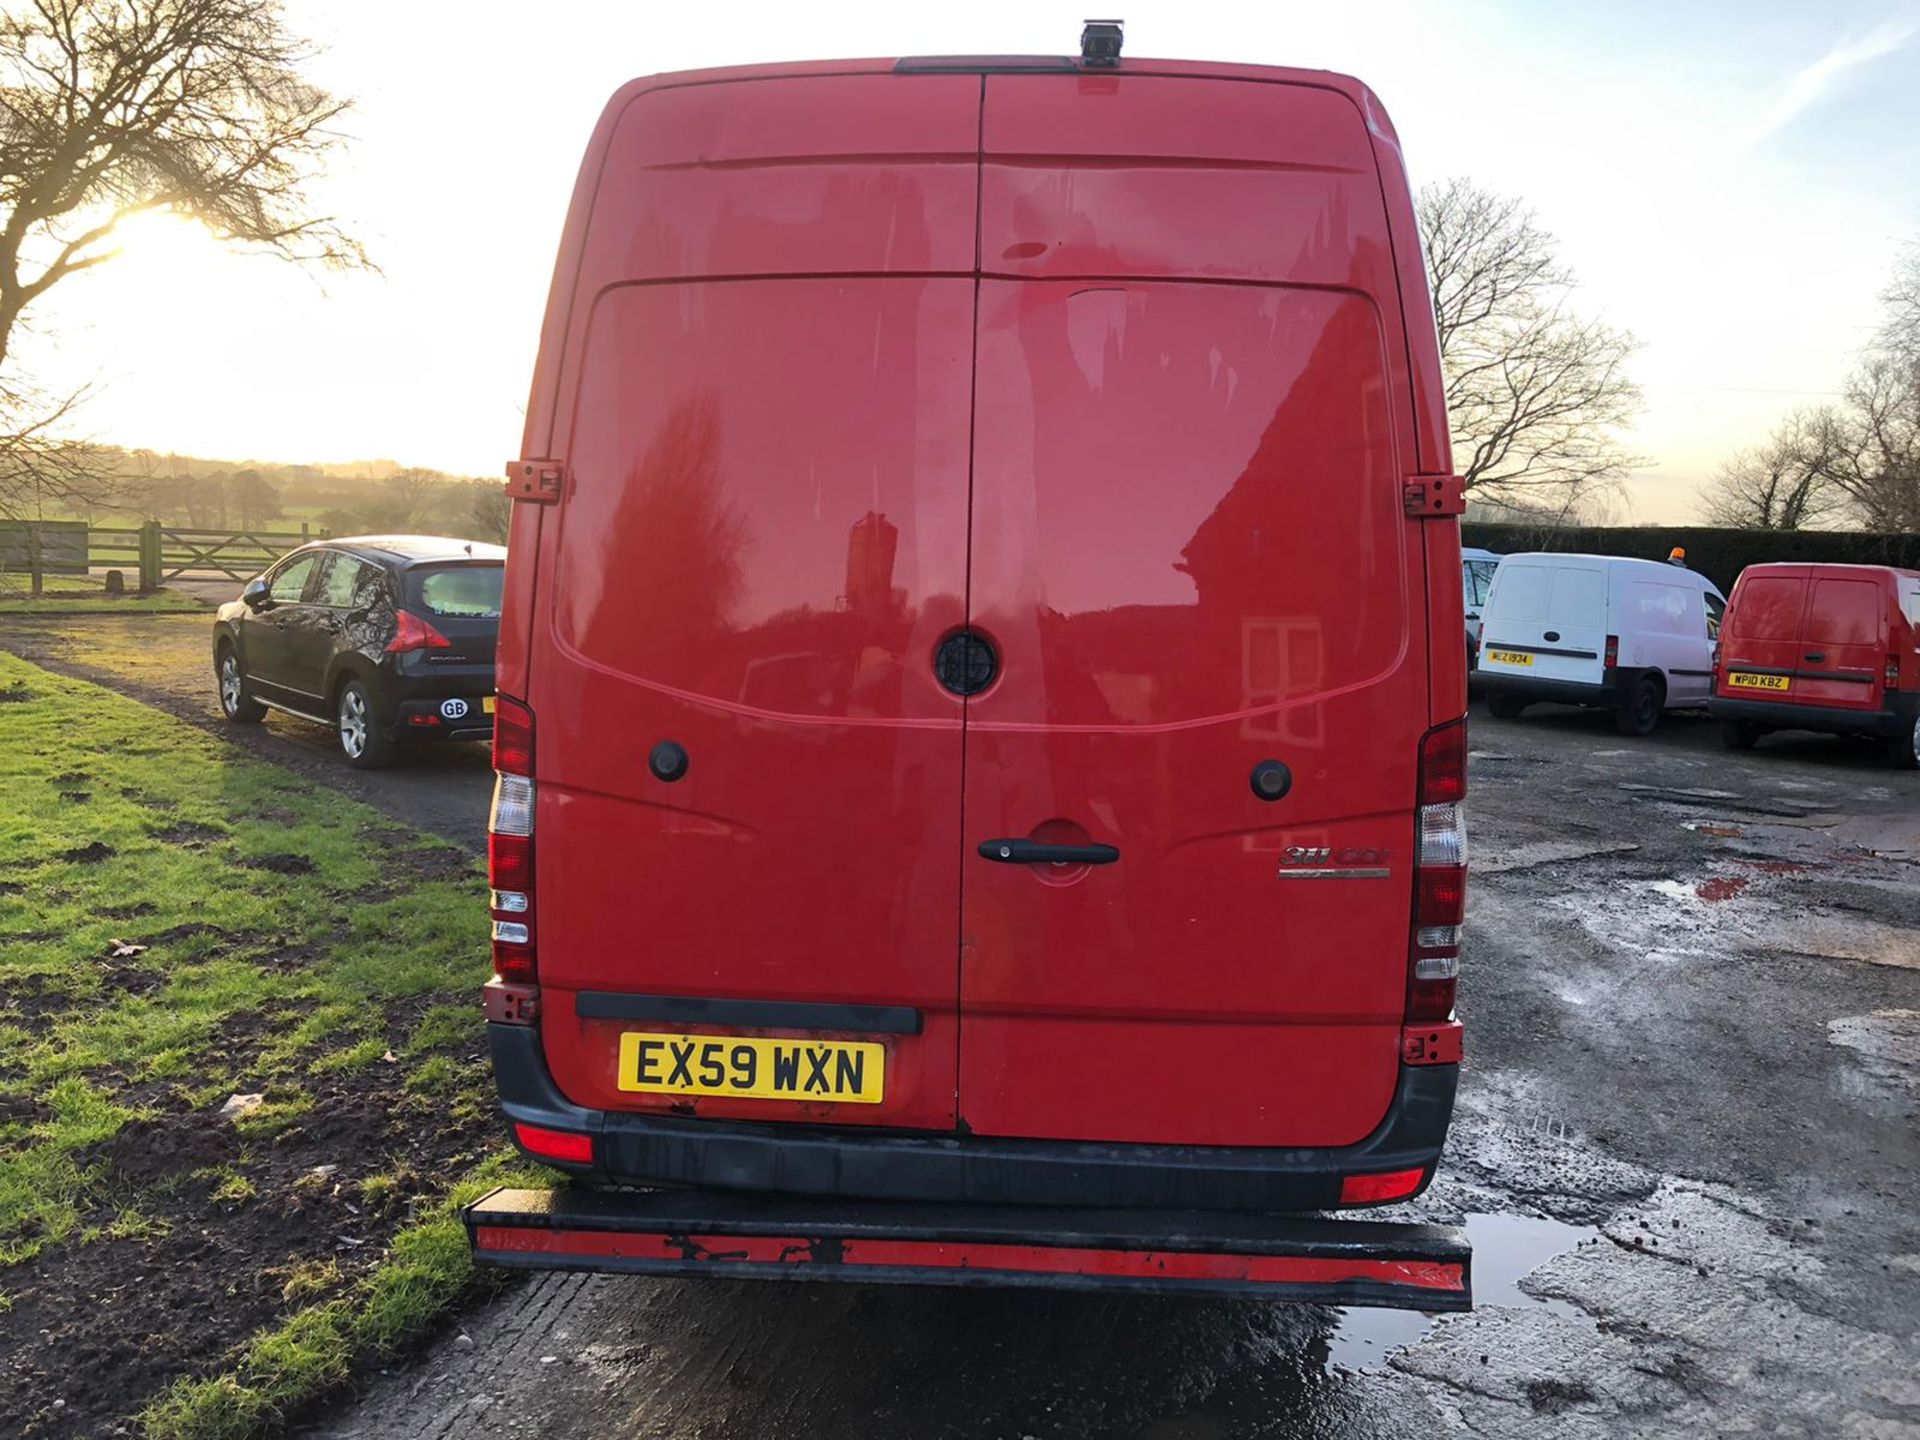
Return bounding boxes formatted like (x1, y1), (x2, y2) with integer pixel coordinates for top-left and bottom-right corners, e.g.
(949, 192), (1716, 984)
(213, 536), (506, 768)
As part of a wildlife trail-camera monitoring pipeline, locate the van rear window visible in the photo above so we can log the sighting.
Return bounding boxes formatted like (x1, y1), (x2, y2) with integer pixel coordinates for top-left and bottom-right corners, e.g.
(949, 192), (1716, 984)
(411, 565), (504, 618)
(1730, 576), (1806, 640)
(1807, 579), (1880, 647)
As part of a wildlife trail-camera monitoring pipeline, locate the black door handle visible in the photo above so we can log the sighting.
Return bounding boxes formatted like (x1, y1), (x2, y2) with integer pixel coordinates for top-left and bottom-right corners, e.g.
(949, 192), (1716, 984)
(1804, 652), (1825, 663)
(978, 839), (1119, 865)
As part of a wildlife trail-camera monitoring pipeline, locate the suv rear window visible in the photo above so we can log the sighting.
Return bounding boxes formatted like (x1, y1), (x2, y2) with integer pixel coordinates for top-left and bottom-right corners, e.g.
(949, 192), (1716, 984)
(411, 565), (504, 618)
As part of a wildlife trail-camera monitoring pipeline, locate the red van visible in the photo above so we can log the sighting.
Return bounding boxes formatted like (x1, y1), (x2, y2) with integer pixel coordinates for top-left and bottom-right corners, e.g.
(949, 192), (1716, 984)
(468, 32), (1474, 1309)
(1711, 563), (1920, 769)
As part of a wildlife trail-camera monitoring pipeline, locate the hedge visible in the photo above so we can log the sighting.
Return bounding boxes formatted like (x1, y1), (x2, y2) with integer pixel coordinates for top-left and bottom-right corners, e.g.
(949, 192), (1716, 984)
(1461, 524), (1920, 596)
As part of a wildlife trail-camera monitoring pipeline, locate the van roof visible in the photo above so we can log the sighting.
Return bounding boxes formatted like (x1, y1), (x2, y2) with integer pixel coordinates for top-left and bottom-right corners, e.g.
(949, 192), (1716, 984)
(604, 55), (1375, 94)
(1735, 561), (1920, 584)
(1500, 551), (1708, 577)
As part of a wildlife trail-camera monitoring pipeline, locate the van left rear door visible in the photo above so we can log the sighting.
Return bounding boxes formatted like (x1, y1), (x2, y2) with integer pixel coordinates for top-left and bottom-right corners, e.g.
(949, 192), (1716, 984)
(528, 74), (983, 1133)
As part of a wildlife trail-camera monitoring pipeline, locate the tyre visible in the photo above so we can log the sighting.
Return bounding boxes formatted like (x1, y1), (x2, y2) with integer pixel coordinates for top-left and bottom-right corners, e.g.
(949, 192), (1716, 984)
(336, 679), (397, 769)
(1719, 719), (1761, 751)
(1486, 692), (1527, 720)
(1889, 716), (1920, 771)
(216, 645), (266, 723)
(1614, 674), (1664, 737)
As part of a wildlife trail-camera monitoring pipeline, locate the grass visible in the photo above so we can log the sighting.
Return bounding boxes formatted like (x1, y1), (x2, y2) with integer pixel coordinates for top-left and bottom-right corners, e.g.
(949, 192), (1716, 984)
(0, 575), (205, 614)
(0, 651), (515, 1433)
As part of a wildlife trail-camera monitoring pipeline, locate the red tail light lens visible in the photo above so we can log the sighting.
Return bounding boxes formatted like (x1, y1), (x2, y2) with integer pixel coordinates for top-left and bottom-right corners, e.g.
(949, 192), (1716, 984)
(1339, 1166), (1428, 1206)
(1409, 720), (1467, 1024)
(1887, 655), (1901, 691)
(386, 610), (452, 654)
(513, 1122), (593, 1165)
(493, 696), (534, 776)
(1604, 634), (1619, 670)
(489, 697), (537, 996)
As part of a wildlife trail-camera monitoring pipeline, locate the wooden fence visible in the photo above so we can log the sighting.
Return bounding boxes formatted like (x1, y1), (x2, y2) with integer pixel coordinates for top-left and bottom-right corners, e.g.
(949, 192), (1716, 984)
(0, 520), (318, 593)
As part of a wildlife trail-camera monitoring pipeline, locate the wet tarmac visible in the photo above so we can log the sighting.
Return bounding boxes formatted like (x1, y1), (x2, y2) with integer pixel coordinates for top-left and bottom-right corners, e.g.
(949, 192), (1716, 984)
(303, 698), (1919, 1439)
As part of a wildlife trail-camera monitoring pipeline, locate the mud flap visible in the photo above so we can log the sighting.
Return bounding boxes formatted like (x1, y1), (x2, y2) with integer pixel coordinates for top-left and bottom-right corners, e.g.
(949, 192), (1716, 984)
(465, 1187), (1472, 1311)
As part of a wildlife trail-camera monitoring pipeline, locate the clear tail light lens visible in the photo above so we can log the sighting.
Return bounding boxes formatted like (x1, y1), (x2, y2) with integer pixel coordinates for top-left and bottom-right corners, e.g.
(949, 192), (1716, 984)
(1409, 719), (1468, 1023)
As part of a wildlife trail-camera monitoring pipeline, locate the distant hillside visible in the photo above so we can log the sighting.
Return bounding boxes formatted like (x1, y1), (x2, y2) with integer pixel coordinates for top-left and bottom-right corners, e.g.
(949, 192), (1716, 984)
(72, 448), (507, 543)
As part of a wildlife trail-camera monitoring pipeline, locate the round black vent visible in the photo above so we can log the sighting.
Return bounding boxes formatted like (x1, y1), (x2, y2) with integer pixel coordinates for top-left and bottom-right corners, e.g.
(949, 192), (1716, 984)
(934, 630), (998, 697)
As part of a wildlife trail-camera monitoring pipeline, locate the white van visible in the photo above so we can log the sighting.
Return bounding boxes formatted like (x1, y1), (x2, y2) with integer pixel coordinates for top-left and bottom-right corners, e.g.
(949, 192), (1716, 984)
(1477, 553), (1726, 735)
(1462, 546), (1501, 668)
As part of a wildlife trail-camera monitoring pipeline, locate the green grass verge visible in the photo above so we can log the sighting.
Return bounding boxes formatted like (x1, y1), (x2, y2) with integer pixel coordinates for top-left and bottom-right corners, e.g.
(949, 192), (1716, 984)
(0, 651), (516, 1433)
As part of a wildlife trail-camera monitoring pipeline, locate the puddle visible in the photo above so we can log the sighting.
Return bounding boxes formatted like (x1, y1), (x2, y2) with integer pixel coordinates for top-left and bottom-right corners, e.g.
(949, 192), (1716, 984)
(1327, 1211), (1594, 1370)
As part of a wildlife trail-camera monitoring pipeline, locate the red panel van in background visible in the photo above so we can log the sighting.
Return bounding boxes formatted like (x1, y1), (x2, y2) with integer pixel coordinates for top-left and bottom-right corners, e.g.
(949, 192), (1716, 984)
(1711, 563), (1920, 768)
(466, 32), (1475, 1308)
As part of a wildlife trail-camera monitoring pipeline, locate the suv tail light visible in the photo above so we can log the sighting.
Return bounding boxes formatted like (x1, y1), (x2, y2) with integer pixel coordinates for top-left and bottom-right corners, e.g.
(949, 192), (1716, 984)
(1408, 719), (1467, 1023)
(387, 610), (452, 655)
(1603, 634), (1619, 670)
(488, 697), (538, 1012)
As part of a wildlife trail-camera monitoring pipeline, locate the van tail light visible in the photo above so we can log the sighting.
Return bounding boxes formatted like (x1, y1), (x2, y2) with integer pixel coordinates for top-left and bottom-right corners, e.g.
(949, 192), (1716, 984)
(1887, 655), (1901, 691)
(1339, 1166), (1428, 1206)
(488, 697), (538, 1008)
(512, 1121), (593, 1166)
(1603, 635), (1619, 670)
(387, 610), (452, 654)
(1408, 719), (1467, 1024)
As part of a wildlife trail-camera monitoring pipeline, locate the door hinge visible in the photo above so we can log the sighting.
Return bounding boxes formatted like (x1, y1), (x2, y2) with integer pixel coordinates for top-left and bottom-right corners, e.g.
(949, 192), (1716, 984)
(505, 459), (565, 504)
(1404, 475), (1466, 518)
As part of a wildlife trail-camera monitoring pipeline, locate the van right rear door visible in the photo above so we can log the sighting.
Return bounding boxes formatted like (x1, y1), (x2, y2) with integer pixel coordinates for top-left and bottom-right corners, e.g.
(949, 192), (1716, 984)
(953, 73), (1431, 1149)
(1799, 574), (1889, 710)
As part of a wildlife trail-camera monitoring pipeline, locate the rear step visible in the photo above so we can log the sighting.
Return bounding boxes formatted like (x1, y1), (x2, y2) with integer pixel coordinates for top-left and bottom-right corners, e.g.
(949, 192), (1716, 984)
(465, 1187), (1472, 1310)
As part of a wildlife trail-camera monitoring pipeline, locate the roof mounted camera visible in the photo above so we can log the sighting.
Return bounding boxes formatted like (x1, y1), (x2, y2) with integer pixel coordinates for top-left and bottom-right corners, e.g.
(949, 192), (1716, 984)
(1080, 19), (1124, 66)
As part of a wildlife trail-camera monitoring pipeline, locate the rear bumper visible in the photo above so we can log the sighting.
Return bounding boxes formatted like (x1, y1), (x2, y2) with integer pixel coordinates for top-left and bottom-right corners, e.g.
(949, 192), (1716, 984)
(487, 1022), (1458, 1213)
(1477, 670), (1623, 708)
(464, 1184), (1471, 1309)
(1709, 691), (1918, 740)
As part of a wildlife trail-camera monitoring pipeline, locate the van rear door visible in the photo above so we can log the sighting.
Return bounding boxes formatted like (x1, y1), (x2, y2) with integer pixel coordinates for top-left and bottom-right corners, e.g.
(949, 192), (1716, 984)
(954, 75), (1430, 1148)
(1798, 573), (1889, 710)
(1719, 567), (1810, 696)
(1481, 560), (1608, 687)
(528, 74), (982, 1131)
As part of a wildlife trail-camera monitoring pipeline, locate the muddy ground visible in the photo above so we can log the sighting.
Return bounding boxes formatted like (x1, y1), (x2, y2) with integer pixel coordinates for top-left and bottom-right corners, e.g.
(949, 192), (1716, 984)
(295, 702), (1915, 1439)
(5, 614), (1915, 1438)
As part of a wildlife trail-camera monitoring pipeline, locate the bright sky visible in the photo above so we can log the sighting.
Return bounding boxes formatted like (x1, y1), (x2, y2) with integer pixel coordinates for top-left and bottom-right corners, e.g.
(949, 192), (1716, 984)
(22, 0), (1920, 521)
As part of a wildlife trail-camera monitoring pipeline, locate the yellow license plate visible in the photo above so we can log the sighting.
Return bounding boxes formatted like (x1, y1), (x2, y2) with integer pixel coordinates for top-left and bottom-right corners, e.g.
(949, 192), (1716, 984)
(1727, 672), (1790, 692)
(617, 1032), (885, 1104)
(482, 696), (496, 714)
(1485, 649), (1534, 668)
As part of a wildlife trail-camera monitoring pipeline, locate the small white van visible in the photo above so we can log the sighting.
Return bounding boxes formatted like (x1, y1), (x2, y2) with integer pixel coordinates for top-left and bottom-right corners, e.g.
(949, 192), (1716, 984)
(1477, 553), (1726, 735)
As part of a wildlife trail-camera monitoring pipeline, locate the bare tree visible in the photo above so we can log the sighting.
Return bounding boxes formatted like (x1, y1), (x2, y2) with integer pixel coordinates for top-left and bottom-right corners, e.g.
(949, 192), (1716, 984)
(0, 0), (362, 518)
(1698, 410), (1846, 530)
(1418, 178), (1644, 517)
(1821, 354), (1920, 532)
(0, 0), (364, 370)
(1705, 241), (1920, 533)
